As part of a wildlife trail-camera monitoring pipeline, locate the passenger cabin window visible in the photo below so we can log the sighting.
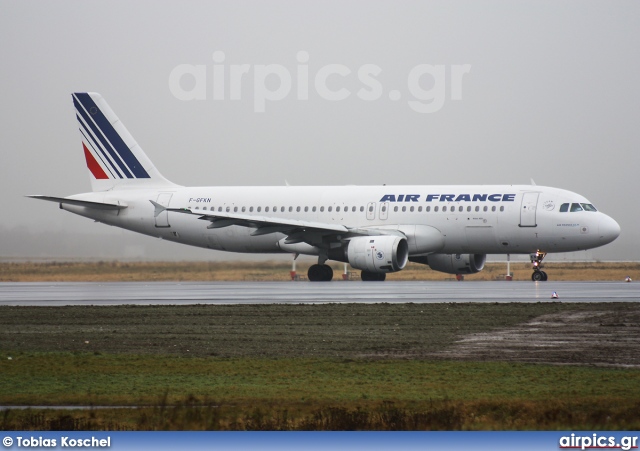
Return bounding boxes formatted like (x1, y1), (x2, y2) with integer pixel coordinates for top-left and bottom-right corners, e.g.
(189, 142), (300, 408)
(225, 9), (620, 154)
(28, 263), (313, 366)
(410, 206), (414, 212)
(434, 206), (439, 212)
(312, 206), (317, 212)
(360, 206), (365, 212)
(402, 206), (406, 212)
(328, 206), (332, 212)
(394, 206), (399, 212)
(257, 207), (262, 212)
(352, 206), (356, 212)
(320, 206), (324, 212)
(336, 206), (340, 212)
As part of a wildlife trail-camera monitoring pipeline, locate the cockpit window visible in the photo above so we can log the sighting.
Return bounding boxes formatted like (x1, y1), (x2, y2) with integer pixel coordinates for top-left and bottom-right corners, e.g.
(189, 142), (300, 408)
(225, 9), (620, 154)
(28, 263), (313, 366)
(560, 202), (597, 213)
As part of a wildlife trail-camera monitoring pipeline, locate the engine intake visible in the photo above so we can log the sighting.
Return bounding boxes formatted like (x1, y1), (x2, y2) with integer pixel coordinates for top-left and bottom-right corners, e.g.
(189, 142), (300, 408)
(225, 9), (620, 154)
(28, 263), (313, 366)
(346, 235), (409, 274)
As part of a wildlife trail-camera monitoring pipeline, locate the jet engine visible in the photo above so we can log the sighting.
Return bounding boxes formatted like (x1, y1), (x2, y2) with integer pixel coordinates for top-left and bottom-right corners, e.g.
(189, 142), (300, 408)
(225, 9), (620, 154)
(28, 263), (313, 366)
(346, 235), (409, 274)
(411, 253), (486, 274)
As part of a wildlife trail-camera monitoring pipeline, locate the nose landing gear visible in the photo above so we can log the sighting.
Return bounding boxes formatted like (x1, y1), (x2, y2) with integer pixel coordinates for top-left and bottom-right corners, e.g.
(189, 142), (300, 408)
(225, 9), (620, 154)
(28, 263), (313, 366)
(530, 251), (548, 281)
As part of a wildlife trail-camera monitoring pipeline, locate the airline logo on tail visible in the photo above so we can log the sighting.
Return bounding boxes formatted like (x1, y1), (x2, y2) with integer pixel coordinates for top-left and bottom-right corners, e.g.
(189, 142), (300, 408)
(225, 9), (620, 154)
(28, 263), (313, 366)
(73, 93), (150, 180)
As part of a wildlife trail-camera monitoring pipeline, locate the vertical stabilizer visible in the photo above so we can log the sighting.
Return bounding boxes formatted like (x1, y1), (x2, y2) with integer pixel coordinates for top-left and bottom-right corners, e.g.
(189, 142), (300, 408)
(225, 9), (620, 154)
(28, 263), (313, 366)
(72, 92), (176, 191)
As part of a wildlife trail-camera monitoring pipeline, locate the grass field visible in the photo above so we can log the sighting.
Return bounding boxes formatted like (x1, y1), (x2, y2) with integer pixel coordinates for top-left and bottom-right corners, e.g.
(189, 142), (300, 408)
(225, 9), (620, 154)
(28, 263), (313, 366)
(1, 354), (639, 430)
(1, 301), (639, 430)
(1, 260), (639, 282)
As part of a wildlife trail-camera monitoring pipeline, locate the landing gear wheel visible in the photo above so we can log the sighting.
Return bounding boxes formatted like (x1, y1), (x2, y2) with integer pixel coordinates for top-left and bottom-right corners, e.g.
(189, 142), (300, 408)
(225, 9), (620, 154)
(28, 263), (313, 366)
(361, 271), (386, 281)
(532, 270), (545, 282)
(308, 264), (333, 282)
(530, 251), (548, 282)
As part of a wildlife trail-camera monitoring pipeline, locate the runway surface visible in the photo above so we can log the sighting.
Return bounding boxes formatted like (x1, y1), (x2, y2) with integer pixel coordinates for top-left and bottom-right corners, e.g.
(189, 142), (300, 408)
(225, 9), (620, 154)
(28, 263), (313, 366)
(0, 281), (638, 306)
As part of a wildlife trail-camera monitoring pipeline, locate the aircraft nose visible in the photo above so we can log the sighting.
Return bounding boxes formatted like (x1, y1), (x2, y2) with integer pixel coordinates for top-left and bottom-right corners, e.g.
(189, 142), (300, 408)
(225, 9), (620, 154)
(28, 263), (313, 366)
(598, 214), (621, 245)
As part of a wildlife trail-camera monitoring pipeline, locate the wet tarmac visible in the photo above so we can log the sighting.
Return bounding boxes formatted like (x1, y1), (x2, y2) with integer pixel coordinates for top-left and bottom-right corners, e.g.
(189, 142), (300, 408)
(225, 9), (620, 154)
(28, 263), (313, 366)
(0, 281), (638, 306)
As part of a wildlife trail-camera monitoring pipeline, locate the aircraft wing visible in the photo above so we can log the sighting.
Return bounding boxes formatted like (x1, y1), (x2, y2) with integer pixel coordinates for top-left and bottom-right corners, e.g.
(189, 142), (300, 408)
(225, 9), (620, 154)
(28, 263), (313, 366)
(150, 201), (402, 246)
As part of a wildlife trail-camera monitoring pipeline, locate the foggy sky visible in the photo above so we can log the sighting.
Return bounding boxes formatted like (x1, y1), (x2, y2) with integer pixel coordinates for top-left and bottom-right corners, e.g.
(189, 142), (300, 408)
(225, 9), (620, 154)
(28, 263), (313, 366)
(1, 0), (638, 262)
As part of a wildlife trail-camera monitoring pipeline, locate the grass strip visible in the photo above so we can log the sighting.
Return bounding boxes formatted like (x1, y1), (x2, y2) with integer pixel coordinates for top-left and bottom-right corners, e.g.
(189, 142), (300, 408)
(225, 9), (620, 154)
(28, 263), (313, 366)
(1, 353), (639, 430)
(1, 353), (638, 405)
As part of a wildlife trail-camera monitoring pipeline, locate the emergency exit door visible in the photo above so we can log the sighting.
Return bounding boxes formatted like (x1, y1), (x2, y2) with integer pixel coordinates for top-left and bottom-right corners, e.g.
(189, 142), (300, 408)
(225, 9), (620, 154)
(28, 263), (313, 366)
(366, 202), (376, 220)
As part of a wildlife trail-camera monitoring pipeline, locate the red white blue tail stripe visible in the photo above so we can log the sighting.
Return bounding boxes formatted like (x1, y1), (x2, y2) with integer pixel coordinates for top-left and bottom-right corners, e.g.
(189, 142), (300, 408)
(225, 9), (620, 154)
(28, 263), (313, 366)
(73, 93), (150, 179)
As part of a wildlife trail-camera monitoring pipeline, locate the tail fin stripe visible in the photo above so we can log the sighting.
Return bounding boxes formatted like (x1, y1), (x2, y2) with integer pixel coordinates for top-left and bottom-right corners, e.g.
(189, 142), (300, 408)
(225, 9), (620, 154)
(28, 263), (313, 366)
(79, 127), (117, 179)
(73, 93), (150, 179)
(78, 117), (123, 178)
(74, 97), (132, 178)
(83, 143), (109, 179)
(73, 94), (136, 178)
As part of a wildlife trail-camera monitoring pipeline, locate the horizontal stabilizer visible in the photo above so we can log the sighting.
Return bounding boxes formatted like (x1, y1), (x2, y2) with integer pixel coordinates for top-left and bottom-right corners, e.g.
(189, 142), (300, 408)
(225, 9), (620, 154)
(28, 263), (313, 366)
(149, 200), (167, 218)
(27, 195), (127, 210)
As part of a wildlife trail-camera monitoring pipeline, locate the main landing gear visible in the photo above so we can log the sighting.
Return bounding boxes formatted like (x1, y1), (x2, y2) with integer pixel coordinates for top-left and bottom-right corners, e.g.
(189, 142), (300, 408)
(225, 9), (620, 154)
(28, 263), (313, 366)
(308, 264), (333, 282)
(530, 251), (548, 281)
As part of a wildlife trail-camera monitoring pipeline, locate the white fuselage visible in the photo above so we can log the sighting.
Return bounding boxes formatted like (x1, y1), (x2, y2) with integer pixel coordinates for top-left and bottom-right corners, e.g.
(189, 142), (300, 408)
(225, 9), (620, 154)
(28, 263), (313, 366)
(62, 184), (620, 258)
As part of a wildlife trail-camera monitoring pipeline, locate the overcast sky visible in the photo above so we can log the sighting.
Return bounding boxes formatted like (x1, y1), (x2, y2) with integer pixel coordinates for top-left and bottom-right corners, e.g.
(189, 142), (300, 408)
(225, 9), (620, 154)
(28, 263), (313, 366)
(1, 0), (638, 262)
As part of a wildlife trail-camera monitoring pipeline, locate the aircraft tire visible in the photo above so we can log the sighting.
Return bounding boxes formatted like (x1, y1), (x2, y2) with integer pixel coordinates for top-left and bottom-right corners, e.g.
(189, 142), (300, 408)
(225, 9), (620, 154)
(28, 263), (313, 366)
(308, 264), (333, 282)
(532, 271), (544, 282)
(321, 265), (334, 281)
(541, 271), (548, 281)
(361, 271), (386, 281)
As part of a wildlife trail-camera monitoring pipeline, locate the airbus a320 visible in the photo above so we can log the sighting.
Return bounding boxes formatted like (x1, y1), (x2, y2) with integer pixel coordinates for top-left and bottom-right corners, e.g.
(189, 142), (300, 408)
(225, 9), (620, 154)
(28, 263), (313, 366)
(29, 93), (621, 281)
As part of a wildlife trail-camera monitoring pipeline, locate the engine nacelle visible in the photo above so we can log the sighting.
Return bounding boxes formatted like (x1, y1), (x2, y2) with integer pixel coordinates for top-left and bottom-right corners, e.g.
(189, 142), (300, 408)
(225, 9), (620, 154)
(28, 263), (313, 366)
(346, 235), (409, 274)
(414, 253), (486, 274)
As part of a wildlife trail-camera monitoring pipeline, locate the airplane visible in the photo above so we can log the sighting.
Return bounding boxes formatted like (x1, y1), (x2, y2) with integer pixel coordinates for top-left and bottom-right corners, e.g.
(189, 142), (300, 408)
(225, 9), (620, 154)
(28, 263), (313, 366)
(29, 92), (621, 282)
